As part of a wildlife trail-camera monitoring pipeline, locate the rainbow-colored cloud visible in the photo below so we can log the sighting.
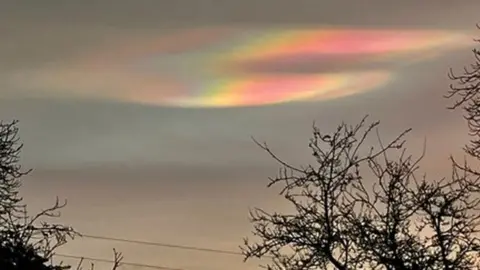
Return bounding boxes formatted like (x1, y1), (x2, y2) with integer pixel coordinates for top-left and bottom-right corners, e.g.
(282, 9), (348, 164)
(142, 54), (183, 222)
(8, 27), (470, 108)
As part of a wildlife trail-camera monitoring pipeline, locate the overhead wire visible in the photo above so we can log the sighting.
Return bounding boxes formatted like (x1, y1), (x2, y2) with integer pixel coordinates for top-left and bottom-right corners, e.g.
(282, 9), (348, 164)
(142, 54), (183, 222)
(55, 253), (187, 270)
(54, 232), (272, 269)
(80, 234), (246, 257)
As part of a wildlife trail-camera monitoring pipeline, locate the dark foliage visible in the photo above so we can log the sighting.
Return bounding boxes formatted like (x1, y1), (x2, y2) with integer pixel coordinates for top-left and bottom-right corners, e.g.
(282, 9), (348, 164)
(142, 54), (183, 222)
(0, 120), (124, 270)
(0, 120), (76, 269)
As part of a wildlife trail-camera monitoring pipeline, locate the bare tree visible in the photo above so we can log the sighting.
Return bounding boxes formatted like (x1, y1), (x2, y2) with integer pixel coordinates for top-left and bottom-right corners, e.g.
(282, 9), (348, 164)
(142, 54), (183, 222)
(241, 116), (480, 270)
(75, 249), (123, 270)
(446, 25), (480, 161)
(0, 120), (123, 269)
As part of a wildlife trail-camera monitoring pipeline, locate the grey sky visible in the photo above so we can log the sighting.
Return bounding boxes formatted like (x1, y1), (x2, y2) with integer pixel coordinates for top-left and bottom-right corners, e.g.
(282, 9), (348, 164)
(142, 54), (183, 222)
(1, 1), (480, 269)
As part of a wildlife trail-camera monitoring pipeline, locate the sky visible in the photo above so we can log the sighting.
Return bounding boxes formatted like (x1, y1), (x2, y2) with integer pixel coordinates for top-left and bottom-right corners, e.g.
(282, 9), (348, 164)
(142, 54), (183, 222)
(1, 1), (480, 269)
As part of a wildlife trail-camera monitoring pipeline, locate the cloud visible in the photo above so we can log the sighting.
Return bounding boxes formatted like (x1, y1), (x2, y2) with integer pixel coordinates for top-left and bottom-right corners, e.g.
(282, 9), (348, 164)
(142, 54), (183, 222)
(2, 2), (479, 269)
(3, 27), (470, 108)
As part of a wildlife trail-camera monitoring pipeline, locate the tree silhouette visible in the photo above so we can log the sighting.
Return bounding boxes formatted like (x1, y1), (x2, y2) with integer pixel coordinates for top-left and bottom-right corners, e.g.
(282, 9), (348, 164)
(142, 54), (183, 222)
(446, 25), (480, 163)
(242, 30), (480, 270)
(0, 120), (123, 270)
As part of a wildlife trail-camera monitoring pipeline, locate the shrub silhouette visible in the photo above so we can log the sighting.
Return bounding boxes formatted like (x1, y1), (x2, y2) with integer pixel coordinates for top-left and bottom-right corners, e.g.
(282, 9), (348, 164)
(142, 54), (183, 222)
(0, 120), (122, 269)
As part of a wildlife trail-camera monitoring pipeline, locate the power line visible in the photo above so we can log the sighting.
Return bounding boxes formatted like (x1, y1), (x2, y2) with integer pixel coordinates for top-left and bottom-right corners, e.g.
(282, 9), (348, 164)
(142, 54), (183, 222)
(55, 253), (186, 270)
(59, 233), (272, 269)
(80, 234), (246, 257)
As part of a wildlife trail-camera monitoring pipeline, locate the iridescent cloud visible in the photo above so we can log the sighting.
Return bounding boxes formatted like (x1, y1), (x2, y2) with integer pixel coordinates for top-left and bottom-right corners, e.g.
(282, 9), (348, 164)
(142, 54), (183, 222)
(130, 71), (391, 107)
(7, 27), (470, 108)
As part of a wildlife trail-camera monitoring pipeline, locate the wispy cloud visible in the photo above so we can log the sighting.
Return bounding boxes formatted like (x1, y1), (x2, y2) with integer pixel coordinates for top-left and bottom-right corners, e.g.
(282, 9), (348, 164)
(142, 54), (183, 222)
(4, 27), (471, 108)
